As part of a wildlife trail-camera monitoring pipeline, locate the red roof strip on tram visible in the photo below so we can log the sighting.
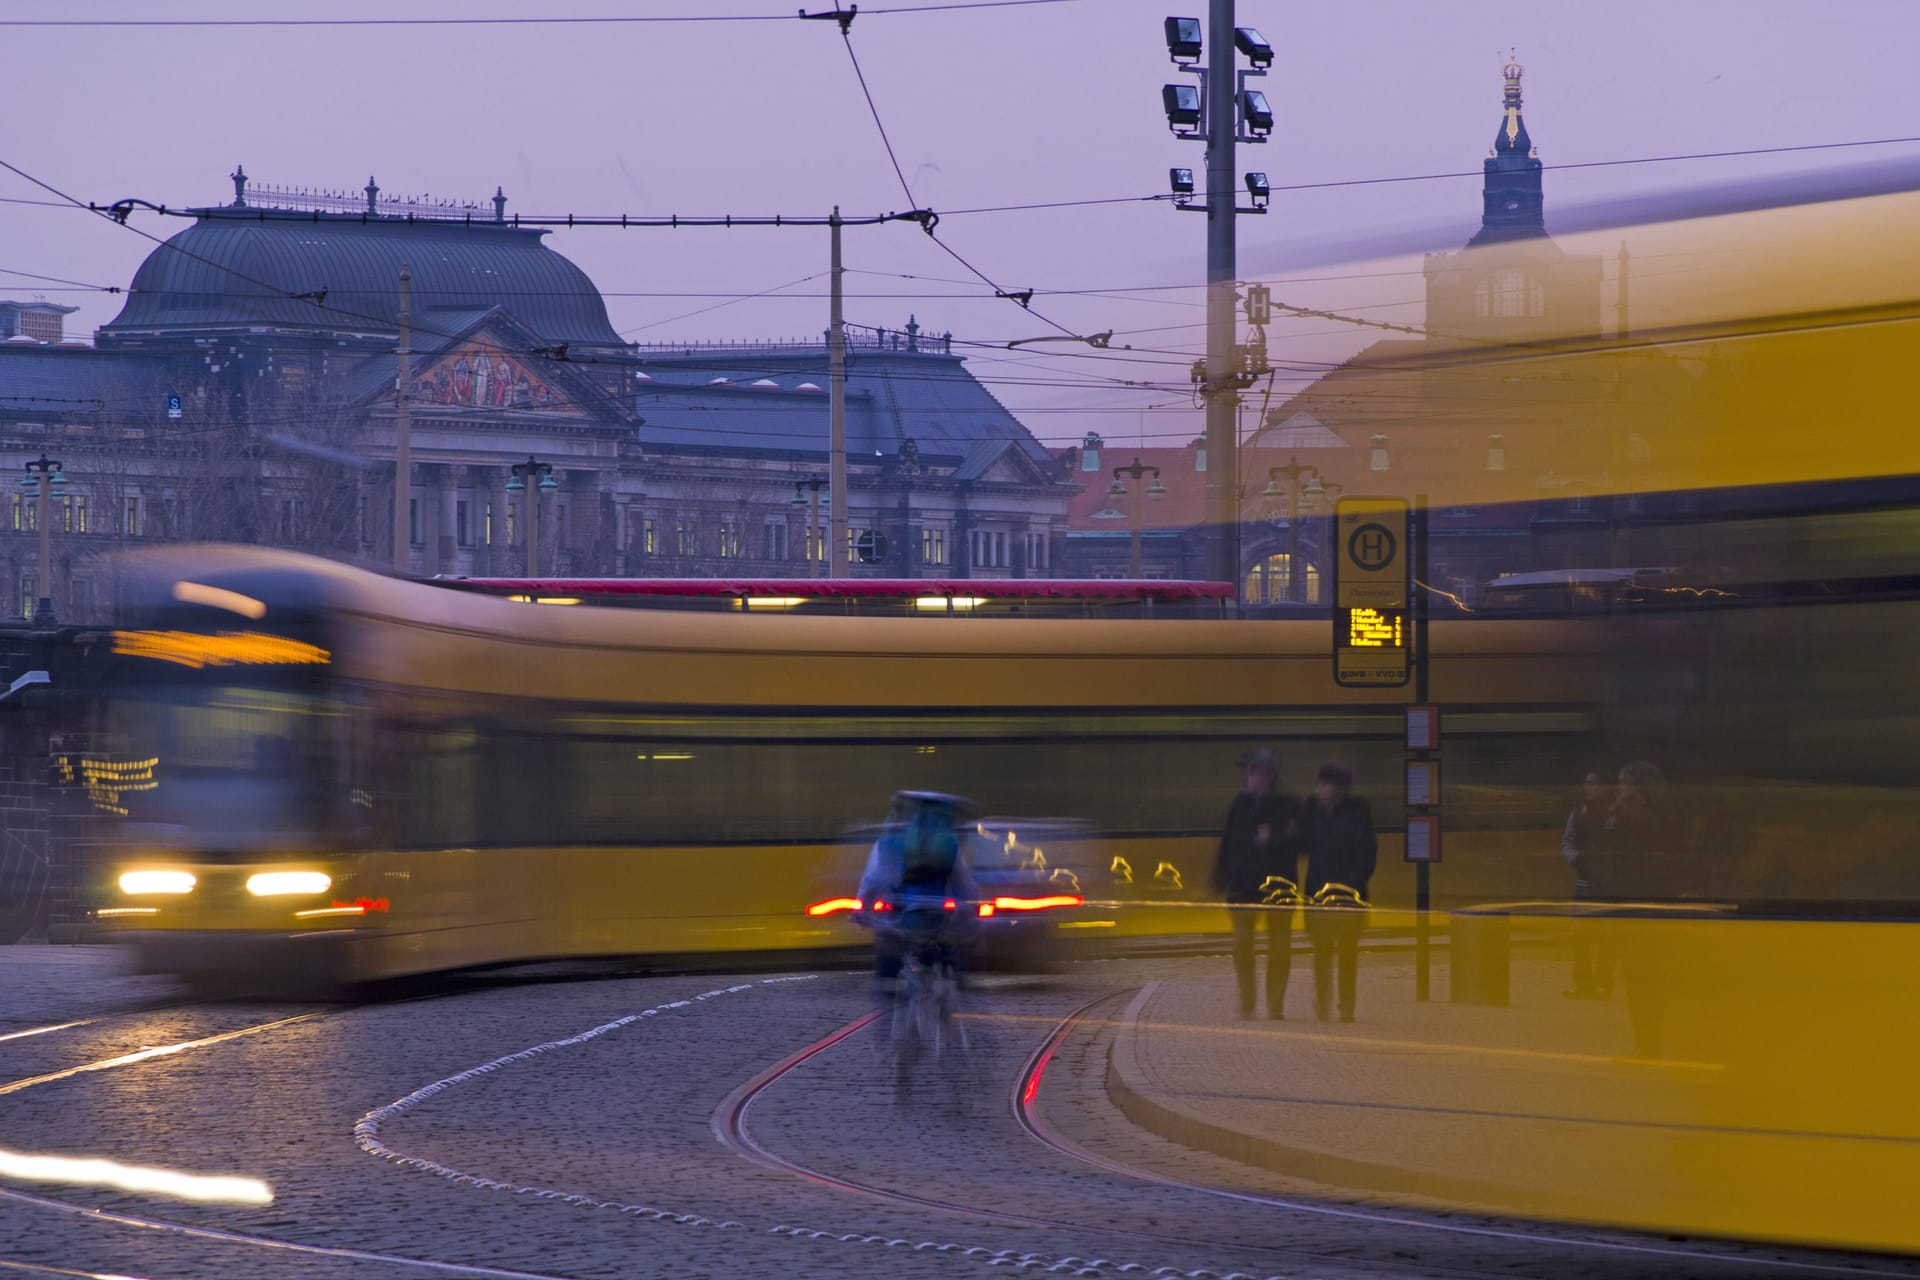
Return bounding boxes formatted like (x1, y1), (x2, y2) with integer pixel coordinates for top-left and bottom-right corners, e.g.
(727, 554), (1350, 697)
(436, 578), (1237, 601)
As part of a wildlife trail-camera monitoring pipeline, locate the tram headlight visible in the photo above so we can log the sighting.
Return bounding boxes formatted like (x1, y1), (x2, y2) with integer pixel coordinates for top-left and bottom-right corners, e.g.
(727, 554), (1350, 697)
(119, 870), (196, 896)
(245, 871), (331, 897)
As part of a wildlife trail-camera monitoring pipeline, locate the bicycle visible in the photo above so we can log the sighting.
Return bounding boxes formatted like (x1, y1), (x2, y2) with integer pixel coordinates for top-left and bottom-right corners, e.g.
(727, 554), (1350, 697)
(879, 917), (977, 1100)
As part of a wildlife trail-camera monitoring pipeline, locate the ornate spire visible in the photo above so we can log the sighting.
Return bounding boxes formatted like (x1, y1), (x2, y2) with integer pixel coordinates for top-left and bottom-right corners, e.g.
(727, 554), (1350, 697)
(1495, 51), (1532, 156)
(1468, 51), (1546, 245)
(493, 187), (508, 223)
(231, 164), (248, 208)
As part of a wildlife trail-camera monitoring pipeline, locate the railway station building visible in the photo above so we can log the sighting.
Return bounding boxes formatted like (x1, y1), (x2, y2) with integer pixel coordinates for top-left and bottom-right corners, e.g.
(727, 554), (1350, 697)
(0, 173), (1078, 622)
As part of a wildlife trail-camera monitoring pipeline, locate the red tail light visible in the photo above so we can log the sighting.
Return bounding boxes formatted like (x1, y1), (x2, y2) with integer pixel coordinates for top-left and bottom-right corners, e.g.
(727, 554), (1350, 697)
(872, 899), (891, 912)
(991, 894), (1083, 912)
(943, 898), (957, 911)
(805, 897), (863, 917)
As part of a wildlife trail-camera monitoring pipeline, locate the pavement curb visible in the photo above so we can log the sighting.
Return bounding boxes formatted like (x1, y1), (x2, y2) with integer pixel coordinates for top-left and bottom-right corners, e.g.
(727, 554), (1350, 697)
(1103, 980), (1517, 1207)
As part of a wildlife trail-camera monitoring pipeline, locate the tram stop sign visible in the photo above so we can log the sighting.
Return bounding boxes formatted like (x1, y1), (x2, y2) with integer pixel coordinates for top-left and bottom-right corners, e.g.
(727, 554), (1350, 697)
(1330, 496), (1411, 688)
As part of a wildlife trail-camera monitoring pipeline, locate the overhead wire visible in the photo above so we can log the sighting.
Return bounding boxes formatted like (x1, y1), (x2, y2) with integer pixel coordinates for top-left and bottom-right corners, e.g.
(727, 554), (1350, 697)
(0, 1), (1082, 27)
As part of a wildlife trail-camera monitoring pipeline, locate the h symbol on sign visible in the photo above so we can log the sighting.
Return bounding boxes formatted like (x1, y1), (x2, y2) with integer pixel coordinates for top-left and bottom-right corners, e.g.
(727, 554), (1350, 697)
(1358, 529), (1389, 563)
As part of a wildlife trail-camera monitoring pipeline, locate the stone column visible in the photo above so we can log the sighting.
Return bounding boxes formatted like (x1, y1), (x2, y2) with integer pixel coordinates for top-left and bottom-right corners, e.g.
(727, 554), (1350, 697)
(436, 465), (459, 573)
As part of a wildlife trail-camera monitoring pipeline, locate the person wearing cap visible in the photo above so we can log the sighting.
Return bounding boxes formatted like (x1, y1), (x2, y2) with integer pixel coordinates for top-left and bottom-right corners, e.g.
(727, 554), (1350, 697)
(1210, 748), (1301, 1019)
(1301, 762), (1377, 1022)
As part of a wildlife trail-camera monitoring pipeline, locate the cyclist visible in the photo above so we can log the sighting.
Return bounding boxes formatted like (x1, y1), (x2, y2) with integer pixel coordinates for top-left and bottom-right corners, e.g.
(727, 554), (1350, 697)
(855, 791), (981, 1004)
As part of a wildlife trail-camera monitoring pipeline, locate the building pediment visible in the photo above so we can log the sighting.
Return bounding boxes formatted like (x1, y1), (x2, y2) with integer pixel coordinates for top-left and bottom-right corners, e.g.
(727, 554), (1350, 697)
(356, 306), (628, 427)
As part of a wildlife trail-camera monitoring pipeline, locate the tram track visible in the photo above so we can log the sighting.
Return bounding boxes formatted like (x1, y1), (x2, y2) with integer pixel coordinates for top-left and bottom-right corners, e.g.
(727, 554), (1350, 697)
(717, 983), (1920, 1280)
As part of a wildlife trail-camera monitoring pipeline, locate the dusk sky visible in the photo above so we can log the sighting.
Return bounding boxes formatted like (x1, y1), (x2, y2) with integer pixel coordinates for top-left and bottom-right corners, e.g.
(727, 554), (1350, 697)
(4, 0), (1915, 447)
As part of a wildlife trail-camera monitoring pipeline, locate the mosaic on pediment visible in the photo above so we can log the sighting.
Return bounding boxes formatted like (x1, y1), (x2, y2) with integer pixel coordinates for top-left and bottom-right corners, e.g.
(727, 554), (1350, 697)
(410, 342), (571, 413)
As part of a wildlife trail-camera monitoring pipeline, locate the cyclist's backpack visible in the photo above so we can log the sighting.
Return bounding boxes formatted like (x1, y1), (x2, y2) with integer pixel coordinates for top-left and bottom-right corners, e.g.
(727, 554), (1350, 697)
(898, 808), (960, 891)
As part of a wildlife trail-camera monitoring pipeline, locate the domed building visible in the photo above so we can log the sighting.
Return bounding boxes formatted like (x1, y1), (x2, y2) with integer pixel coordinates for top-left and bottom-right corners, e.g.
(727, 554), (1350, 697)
(0, 171), (1074, 620)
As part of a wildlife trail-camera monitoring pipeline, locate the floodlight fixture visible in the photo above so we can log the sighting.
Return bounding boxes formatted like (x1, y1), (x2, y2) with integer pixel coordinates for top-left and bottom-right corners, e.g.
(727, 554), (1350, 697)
(1164, 16), (1201, 63)
(1234, 26), (1274, 68)
(1169, 167), (1195, 197)
(1162, 84), (1202, 132)
(1240, 89), (1274, 137)
(1245, 172), (1271, 210)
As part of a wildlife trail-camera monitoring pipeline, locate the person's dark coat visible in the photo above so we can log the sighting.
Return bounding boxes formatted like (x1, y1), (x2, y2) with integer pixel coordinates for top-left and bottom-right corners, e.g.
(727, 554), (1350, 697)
(1594, 797), (1682, 899)
(1211, 791), (1299, 900)
(1302, 795), (1377, 898)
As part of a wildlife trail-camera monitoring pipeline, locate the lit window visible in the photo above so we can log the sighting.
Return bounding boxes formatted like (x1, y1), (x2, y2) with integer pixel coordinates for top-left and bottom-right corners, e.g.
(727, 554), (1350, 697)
(921, 527), (945, 565)
(1242, 552), (1321, 605)
(643, 517), (657, 555)
(676, 518), (698, 557)
(62, 495), (88, 534)
(124, 497), (141, 537)
(718, 521), (742, 559)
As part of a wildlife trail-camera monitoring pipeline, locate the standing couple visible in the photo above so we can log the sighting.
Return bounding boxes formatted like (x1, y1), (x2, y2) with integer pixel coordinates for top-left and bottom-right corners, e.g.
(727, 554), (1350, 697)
(1211, 750), (1377, 1022)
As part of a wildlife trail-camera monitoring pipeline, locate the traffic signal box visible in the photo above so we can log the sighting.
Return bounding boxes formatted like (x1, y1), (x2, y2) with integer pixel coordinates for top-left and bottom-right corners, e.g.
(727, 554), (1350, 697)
(1330, 497), (1412, 688)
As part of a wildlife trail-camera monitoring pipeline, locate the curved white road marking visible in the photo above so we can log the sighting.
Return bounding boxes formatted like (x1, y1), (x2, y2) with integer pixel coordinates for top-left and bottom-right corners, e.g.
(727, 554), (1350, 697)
(355, 978), (816, 1229)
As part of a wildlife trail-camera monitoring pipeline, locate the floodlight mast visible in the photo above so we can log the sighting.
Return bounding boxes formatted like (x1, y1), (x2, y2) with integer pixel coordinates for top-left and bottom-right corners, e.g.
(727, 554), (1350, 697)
(1160, 3), (1270, 590)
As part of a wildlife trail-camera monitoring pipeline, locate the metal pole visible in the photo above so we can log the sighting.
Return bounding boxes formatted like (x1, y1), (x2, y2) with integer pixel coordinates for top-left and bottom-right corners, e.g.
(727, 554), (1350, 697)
(36, 470), (52, 623)
(526, 476), (540, 579)
(1287, 487), (1300, 603)
(810, 484), (822, 579)
(1414, 490), (1432, 1001)
(1203, 0), (1239, 593)
(393, 265), (412, 572)
(829, 208), (849, 578)
(1129, 480), (1143, 579)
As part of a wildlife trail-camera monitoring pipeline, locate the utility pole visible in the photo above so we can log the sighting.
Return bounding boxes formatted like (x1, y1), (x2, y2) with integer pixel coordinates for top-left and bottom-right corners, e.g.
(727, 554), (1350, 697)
(1204, 0), (1239, 591)
(829, 207), (849, 577)
(393, 264), (412, 573)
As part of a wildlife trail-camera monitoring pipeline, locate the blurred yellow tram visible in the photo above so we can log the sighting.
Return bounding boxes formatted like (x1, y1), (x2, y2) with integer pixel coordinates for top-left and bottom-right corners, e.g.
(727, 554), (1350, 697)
(82, 554), (1601, 986)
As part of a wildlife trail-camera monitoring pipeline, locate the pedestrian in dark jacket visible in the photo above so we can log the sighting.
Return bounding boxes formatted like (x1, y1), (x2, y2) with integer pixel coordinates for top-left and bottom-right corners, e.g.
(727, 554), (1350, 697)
(1564, 768), (1616, 999)
(1301, 763), (1376, 1022)
(1210, 748), (1300, 1019)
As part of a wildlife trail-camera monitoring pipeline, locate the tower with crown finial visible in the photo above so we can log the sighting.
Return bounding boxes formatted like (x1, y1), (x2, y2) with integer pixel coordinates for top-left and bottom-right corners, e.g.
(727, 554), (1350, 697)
(1421, 55), (1601, 345)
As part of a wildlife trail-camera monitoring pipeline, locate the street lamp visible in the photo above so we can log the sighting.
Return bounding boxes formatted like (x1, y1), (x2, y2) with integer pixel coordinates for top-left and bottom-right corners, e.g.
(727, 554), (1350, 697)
(1261, 455), (1324, 603)
(504, 456), (557, 578)
(1106, 457), (1166, 579)
(791, 476), (827, 579)
(21, 454), (65, 623)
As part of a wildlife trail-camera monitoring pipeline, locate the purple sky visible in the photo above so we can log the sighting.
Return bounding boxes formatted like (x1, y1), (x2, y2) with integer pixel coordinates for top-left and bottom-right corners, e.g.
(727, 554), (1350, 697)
(4, 0), (1915, 447)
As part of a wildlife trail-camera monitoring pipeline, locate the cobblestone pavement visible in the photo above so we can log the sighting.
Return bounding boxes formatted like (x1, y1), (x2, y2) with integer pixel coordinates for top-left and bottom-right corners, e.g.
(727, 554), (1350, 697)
(0, 946), (1912, 1279)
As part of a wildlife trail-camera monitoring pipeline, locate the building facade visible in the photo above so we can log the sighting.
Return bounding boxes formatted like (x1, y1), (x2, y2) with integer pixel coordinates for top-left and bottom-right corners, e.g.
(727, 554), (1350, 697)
(0, 175), (1076, 621)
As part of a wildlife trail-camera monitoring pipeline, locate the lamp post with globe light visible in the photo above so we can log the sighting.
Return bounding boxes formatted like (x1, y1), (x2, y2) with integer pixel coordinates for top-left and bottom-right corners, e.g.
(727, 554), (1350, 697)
(505, 457), (557, 578)
(1103, 457), (1167, 579)
(21, 454), (65, 623)
(1262, 456), (1324, 603)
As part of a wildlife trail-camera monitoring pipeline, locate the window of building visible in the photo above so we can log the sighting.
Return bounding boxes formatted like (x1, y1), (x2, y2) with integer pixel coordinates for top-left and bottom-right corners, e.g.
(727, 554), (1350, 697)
(62, 495), (87, 534)
(805, 526), (824, 564)
(643, 517), (658, 555)
(1486, 433), (1506, 472)
(281, 497), (300, 541)
(408, 498), (421, 546)
(1370, 435), (1389, 472)
(1494, 268), (1528, 318)
(457, 500), (471, 546)
(676, 517), (698, 557)
(764, 522), (788, 561)
(921, 527), (945, 566)
(124, 496), (141, 537)
(19, 576), (35, 620)
(718, 520), (742, 559)
(1242, 552), (1321, 605)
